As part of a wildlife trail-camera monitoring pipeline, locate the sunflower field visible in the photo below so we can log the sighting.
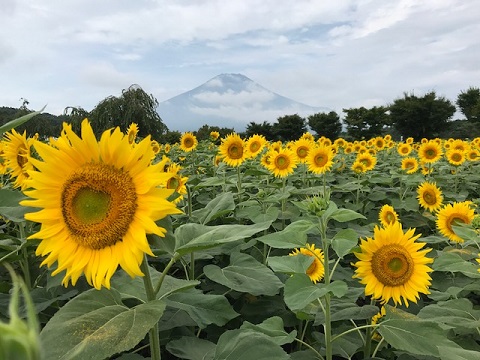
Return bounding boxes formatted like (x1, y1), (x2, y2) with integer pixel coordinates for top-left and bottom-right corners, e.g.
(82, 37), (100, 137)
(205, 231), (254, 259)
(1, 113), (480, 360)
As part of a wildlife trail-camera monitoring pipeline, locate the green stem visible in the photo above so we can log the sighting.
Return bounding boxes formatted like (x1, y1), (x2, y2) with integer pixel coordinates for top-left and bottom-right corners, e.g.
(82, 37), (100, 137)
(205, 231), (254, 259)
(372, 337), (385, 358)
(236, 165), (242, 194)
(19, 222), (31, 289)
(140, 255), (161, 360)
(319, 217), (332, 360)
(331, 324), (379, 343)
(281, 177), (286, 229)
(189, 252), (195, 281)
(294, 338), (324, 360)
(154, 253), (179, 296)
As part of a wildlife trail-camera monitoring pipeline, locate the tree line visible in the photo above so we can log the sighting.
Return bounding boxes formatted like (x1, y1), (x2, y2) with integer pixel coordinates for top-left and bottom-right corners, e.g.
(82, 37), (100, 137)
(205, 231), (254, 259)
(1, 86), (479, 142)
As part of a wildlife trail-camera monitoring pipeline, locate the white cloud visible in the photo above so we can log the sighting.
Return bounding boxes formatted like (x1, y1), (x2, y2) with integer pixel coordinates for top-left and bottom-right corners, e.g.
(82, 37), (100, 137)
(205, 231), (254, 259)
(79, 62), (135, 88)
(193, 89), (275, 106)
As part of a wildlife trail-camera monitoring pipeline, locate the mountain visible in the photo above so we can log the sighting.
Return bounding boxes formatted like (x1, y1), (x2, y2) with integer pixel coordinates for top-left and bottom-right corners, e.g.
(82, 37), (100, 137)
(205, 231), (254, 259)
(157, 73), (330, 132)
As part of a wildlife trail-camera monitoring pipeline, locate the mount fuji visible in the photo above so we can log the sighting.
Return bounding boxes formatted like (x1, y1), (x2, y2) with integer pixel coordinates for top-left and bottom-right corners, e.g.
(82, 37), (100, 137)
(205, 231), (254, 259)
(157, 73), (330, 132)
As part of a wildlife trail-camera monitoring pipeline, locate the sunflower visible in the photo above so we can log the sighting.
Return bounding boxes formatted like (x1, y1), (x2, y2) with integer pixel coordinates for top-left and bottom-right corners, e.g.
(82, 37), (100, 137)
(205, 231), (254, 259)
(306, 145), (334, 174)
(179, 132), (198, 152)
(379, 204), (399, 227)
(21, 119), (182, 289)
(150, 140), (161, 155)
(2, 129), (34, 190)
(292, 138), (313, 163)
(290, 243), (324, 283)
(353, 222), (433, 307)
(165, 163), (188, 204)
(218, 133), (246, 167)
(397, 143), (412, 156)
(164, 143), (171, 154)
(210, 131), (220, 141)
(356, 153), (376, 171)
(418, 141), (443, 164)
(126, 123), (139, 145)
(401, 157), (418, 174)
(301, 132), (315, 142)
(351, 161), (366, 174)
(436, 201), (475, 243)
(374, 137), (386, 151)
(466, 149), (479, 161)
(0, 141), (7, 175)
(245, 134), (267, 159)
(417, 182), (443, 212)
(446, 149), (466, 166)
(266, 147), (297, 177)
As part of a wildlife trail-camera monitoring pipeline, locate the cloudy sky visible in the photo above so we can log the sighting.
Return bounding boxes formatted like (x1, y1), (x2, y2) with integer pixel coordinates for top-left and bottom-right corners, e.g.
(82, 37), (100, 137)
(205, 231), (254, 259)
(1, 0), (478, 130)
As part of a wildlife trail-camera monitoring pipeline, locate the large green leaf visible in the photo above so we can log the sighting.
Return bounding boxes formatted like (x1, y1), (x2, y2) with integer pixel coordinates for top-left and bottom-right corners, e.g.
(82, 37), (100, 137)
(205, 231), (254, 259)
(438, 345), (480, 360)
(284, 274), (347, 312)
(0, 189), (36, 222)
(164, 290), (238, 329)
(267, 254), (313, 275)
(331, 228), (358, 258)
(255, 220), (315, 249)
(433, 252), (480, 278)
(240, 316), (297, 346)
(213, 329), (290, 360)
(174, 221), (271, 255)
(191, 192), (235, 224)
(0, 106), (45, 135)
(418, 298), (480, 330)
(328, 208), (366, 223)
(40, 288), (166, 360)
(204, 252), (283, 296)
(166, 336), (215, 360)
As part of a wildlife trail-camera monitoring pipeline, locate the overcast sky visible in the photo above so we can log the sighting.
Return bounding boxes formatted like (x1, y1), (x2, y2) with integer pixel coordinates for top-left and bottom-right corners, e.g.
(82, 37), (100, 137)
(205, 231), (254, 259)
(1, 0), (478, 127)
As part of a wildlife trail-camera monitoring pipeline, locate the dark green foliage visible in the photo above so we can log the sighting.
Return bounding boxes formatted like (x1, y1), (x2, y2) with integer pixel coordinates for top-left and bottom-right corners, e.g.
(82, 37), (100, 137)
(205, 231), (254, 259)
(307, 111), (342, 140)
(245, 121), (274, 140)
(0, 106), (64, 139)
(438, 119), (480, 139)
(456, 86), (480, 122)
(195, 124), (234, 141)
(272, 114), (307, 142)
(343, 106), (389, 140)
(162, 130), (182, 144)
(389, 91), (456, 141)
(89, 84), (168, 140)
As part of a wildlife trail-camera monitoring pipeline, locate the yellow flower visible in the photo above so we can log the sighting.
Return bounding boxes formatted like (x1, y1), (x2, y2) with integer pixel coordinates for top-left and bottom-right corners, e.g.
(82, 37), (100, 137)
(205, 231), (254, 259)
(0, 141), (7, 175)
(356, 153), (376, 171)
(397, 143), (412, 156)
(165, 163), (188, 204)
(266, 147), (297, 177)
(210, 131), (220, 141)
(401, 157), (418, 174)
(306, 145), (334, 174)
(245, 134), (267, 159)
(179, 132), (198, 152)
(164, 143), (171, 153)
(292, 138), (313, 163)
(446, 149), (466, 166)
(290, 243), (324, 283)
(353, 223), (433, 307)
(126, 123), (139, 145)
(417, 182), (443, 213)
(418, 141), (443, 164)
(2, 129), (34, 190)
(351, 161), (366, 174)
(150, 140), (161, 155)
(436, 202), (475, 243)
(379, 204), (399, 227)
(374, 137), (386, 151)
(218, 133), (246, 167)
(466, 149), (479, 161)
(21, 119), (182, 289)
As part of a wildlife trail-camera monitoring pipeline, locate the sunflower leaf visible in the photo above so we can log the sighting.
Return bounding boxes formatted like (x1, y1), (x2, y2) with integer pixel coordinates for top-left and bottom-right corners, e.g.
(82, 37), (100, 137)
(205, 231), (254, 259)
(191, 191), (235, 224)
(255, 220), (316, 249)
(331, 228), (359, 258)
(267, 254), (314, 274)
(166, 336), (216, 360)
(0, 188), (36, 222)
(40, 288), (166, 360)
(203, 252), (283, 296)
(174, 221), (272, 255)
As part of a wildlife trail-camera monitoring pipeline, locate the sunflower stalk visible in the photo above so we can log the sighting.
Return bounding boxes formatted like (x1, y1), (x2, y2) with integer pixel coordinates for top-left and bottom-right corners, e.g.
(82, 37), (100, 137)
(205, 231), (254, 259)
(140, 255), (162, 360)
(18, 222), (32, 290)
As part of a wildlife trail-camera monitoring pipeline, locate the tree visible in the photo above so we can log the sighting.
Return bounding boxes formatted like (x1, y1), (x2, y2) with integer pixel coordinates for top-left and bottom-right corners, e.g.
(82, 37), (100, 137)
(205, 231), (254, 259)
(389, 91), (456, 140)
(307, 111), (342, 140)
(89, 84), (168, 140)
(343, 106), (389, 140)
(272, 114), (307, 142)
(456, 87), (480, 122)
(245, 121), (274, 140)
(195, 124), (234, 141)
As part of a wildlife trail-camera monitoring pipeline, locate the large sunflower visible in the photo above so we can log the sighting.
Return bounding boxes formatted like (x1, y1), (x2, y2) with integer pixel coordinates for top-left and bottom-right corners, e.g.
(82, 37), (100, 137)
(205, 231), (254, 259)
(353, 223), (433, 307)
(436, 201), (475, 243)
(417, 181), (443, 212)
(21, 119), (182, 289)
(401, 157), (418, 174)
(446, 149), (466, 166)
(290, 243), (324, 283)
(245, 134), (267, 159)
(418, 141), (443, 164)
(292, 138), (313, 163)
(266, 147), (297, 177)
(2, 129), (34, 190)
(379, 204), (399, 227)
(306, 145), (334, 174)
(179, 132), (198, 152)
(355, 153), (376, 171)
(397, 143), (412, 157)
(218, 133), (246, 167)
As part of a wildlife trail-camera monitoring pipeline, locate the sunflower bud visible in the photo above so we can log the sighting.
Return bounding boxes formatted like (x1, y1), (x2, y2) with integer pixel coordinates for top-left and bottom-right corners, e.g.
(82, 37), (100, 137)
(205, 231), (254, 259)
(0, 266), (41, 360)
(306, 194), (330, 217)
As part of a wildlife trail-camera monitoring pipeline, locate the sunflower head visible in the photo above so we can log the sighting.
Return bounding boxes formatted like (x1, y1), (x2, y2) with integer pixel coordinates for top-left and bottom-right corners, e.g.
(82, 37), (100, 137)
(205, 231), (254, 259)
(306, 145), (334, 174)
(290, 243), (325, 283)
(446, 149), (466, 166)
(379, 204), (399, 227)
(397, 143), (412, 156)
(210, 131), (220, 141)
(266, 147), (297, 177)
(245, 134), (267, 158)
(218, 133), (246, 167)
(436, 201), (475, 243)
(417, 182), (443, 212)
(401, 157), (418, 174)
(293, 138), (313, 163)
(179, 132), (198, 152)
(126, 123), (139, 145)
(353, 222), (433, 307)
(418, 141), (443, 164)
(2, 129), (34, 189)
(21, 119), (182, 289)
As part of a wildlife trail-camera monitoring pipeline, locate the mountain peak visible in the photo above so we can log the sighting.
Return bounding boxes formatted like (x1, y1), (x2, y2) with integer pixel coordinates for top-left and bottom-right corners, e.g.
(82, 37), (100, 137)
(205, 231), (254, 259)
(158, 74), (330, 132)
